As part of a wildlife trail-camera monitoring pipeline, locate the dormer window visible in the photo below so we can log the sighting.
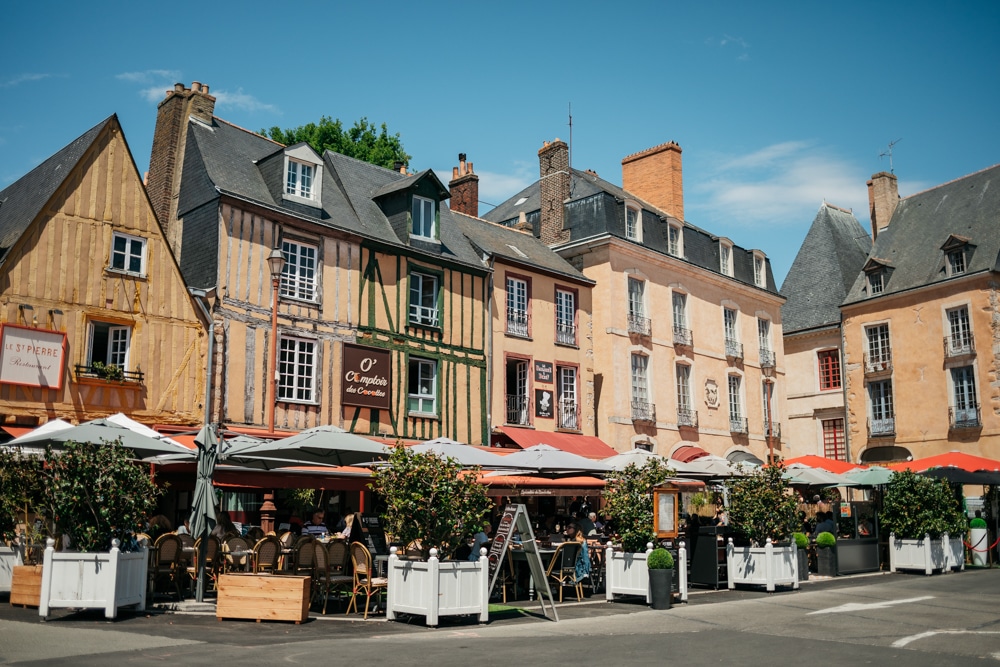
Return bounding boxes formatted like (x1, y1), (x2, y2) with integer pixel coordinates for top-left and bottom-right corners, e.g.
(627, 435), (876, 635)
(625, 204), (642, 242)
(947, 249), (966, 276)
(868, 270), (885, 295)
(941, 235), (972, 278)
(281, 144), (323, 206)
(412, 195), (436, 239)
(753, 252), (766, 288)
(863, 258), (891, 296)
(286, 160), (314, 199)
(720, 240), (733, 277)
(667, 222), (683, 257)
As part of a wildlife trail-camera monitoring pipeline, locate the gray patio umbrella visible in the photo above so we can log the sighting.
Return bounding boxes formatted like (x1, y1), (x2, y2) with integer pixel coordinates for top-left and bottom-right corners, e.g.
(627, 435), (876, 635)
(784, 465), (859, 487)
(485, 444), (611, 476)
(921, 467), (1000, 485)
(225, 424), (390, 469)
(8, 415), (191, 459)
(602, 448), (667, 471)
(190, 424), (219, 602)
(845, 466), (894, 486)
(409, 437), (514, 469)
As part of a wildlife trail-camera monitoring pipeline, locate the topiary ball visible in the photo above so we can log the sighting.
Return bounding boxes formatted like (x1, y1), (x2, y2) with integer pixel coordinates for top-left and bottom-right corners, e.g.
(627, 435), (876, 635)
(970, 518), (987, 529)
(793, 532), (809, 549)
(647, 547), (674, 569)
(816, 531), (837, 548)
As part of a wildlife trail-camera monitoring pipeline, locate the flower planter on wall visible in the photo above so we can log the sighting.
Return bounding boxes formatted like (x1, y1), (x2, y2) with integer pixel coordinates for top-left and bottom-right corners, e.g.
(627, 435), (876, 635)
(386, 547), (488, 627)
(604, 542), (689, 604)
(39, 539), (148, 620)
(0, 545), (23, 593)
(889, 533), (965, 575)
(726, 538), (799, 592)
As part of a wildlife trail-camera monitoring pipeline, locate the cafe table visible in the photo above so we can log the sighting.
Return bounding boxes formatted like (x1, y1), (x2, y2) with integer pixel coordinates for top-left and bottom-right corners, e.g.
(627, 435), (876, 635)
(510, 544), (557, 600)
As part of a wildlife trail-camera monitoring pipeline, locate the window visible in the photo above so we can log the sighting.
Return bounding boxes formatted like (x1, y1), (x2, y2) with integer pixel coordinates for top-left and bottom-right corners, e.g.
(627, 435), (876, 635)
(667, 223), (682, 257)
(278, 337), (316, 403)
(110, 233), (146, 275)
(630, 354), (652, 421)
(505, 358), (529, 425)
(557, 366), (578, 430)
(946, 306), (973, 355)
(672, 292), (687, 329)
(865, 324), (891, 369)
(758, 318), (771, 352)
(409, 272), (439, 327)
(280, 241), (318, 301)
(506, 277), (529, 336)
(762, 380), (777, 438)
(822, 418), (846, 461)
(728, 375), (745, 432)
(676, 364), (691, 412)
(753, 255), (765, 287)
(868, 380), (894, 436)
(411, 195), (436, 239)
(951, 366), (978, 421)
(408, 357), (437, 415)
(720, 242), (733, 276)
(818, 350), (841, 390)
(88, 321), (131, 370)
(868, 270), (884, 295)
(286, 160), (314, 199)
(724, 308), (741, 359)
(628, 278), (645, 318)
(555, 289), (576, 345)
(947, 249), (966, 276)
(625, 205), (641, 241)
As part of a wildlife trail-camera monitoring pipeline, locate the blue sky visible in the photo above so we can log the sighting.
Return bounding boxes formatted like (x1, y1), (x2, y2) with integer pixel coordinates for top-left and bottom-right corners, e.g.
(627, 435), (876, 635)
(2, 1), (998, 285)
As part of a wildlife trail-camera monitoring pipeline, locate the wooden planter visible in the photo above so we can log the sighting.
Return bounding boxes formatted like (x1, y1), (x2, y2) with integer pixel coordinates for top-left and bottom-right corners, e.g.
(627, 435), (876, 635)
(10, 565), (43, 607)
(216, 573), (310, 623)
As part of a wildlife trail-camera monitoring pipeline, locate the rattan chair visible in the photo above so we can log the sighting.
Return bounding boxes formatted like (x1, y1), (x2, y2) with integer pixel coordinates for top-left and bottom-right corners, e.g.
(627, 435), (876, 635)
(292, 535), (316, 576)
(223, 536), (253, 573)
(246, 527), (265, 543)
(312, 542), (353, 614)
(346, 541), (387, 619)
(253, 536), (282, 574)
(545, 542), (583, 602)
(186, 535), (221, 591)
(150, 534), (185, 600)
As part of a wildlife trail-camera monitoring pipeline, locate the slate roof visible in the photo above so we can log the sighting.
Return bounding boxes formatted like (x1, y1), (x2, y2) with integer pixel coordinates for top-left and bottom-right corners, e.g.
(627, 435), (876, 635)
(0, 115), (112, 263)
(482, 167), (780, 294)
(780, 204), (872, 334)
(451, 212), (592, 285)
(842, 163), (1000, 305)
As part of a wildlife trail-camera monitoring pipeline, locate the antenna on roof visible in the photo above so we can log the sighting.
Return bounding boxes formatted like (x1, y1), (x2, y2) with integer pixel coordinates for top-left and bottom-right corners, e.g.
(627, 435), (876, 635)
(879, 138), (902, 174)
(568, 102), (573, 171)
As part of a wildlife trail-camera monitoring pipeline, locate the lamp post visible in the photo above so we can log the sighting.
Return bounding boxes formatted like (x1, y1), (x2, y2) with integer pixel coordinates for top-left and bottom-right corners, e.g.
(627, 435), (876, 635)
(762, 365), (776, 465)
(266, 247), (285, 434)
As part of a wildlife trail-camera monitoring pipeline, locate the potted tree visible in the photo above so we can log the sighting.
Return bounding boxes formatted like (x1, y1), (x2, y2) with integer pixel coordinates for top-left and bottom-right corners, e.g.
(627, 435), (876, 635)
(725, 463), (800, 592)
(38, 440), (162, 619)
(969, 517), (988, 567)
(371, 445), (493, 626)
(882, 470), (966, 575)
(793, 532), (810, 581)
(815, 532), (837, 577)
(602, 459), (673, 603)
(0, 448), (45, 600)
(647, 548), (674, 610)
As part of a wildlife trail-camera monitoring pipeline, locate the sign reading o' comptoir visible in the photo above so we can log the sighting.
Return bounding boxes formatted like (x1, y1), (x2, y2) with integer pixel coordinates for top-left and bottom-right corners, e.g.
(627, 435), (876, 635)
(341, 343), (391, 410)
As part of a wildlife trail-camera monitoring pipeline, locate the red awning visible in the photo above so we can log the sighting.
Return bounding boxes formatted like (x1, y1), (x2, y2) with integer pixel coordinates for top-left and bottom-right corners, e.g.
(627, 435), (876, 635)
(783, 455), (860, 474)
(479, 473), (605, 497)
(887, 451), (1000, 473)
(495, 427), (616, 459)
(1, 426), (34, 439)
(672, 445), (710, 463)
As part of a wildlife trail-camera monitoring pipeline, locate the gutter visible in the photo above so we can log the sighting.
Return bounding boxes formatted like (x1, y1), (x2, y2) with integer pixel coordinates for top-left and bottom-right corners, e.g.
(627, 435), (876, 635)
(188, 287), (217, 428)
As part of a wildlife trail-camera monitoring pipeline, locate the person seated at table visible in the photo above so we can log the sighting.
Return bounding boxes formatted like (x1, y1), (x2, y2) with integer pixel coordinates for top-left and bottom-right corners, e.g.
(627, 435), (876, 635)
(812, 511), (836, 538)
(211, 512), (237, 540)
(858, 517), (873, 537)
(176, 517), (191, 535)
(147, 514), (173, 541)
(565, 523), (591, 583)
(468, 523), (492, 560)
(301, 508), (328, 537)
(454, 535), (474, 561)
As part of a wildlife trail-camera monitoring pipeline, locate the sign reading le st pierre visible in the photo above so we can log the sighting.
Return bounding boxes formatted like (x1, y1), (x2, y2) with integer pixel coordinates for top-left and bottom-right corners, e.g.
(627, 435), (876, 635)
(341, 344), (391, 410)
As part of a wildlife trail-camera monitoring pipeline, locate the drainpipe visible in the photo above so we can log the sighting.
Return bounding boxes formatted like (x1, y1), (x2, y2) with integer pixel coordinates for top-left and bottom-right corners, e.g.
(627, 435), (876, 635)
(188, 287), (217, 428)
(485, 255), (495, 445)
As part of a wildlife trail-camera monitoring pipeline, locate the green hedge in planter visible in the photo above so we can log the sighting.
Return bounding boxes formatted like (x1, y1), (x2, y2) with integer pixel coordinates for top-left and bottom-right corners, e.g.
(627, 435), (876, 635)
(793, 532), (809, 549)
(647, 548), (673, 569)
(970, 518), (987, 529)
(815, 531), (836, 548)
(880, 470), (966, 540)
(726, 463), (798, 547)
(0, 448), (44, 545)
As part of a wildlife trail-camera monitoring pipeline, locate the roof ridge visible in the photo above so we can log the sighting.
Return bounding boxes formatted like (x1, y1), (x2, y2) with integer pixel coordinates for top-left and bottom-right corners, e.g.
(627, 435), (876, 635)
(213, 116), (284, 146)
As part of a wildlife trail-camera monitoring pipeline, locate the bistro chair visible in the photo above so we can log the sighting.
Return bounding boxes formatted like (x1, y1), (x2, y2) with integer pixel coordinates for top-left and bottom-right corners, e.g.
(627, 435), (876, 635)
(278, 531), (296, 570)
(150, 534), (185, 601)
(346, 541), (387, 619)
(186, 535), (221, 591)
(292, 536), (316, 576)
(177, 532), (195, 550)
(246, 527), (265, 543)
(253, 536), (282, 574)
(312, 542), (353, 614)
(545, 542), (583, 602)
(223, 536), (253, 573)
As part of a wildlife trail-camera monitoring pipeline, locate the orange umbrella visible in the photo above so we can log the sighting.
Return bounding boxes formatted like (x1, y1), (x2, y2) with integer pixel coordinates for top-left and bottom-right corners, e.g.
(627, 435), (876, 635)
(887, 451), (1000, 473)
(782, 455), (860, 474)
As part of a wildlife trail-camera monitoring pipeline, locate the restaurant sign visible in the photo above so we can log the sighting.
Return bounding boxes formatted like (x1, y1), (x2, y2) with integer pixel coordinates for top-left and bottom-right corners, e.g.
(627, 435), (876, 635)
(535, 389), (553, 419)
(341, 344), (391, 410)
(534, 361), (553, 383)
(0, 324), (67, 390)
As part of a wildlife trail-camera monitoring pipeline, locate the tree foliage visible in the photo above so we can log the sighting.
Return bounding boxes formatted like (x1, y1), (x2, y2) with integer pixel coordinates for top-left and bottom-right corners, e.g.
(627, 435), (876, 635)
(42, 440), (162, 552)
(880, 469), (967, 540)
(602, 460), (674, 552)
(261, 116), (411, 170)
(726, 464), (798, 546)
(370, 445), (492, 559)
(0, 448), (44, 544)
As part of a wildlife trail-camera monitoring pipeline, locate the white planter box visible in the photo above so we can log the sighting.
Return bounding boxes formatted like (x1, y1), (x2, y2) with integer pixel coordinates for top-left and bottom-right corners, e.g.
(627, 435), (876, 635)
(726, 538), (799, 592)
(889, 533), (965, 575)
(0, 544), (24, 593)
(39, 539), (148, 620)
(386, 547), (488, 626)
(605, 542), (689, 604)
(969, 528), (989, 567)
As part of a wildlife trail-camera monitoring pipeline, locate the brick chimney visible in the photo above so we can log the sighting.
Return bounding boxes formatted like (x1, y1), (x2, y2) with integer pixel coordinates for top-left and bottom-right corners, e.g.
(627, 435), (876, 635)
(867, 171), (899, 240)
(621, 141), (684, 221)
(538, 139), (570, 245)
(147, 82), (216, 247)
(449, 153), (479, 217)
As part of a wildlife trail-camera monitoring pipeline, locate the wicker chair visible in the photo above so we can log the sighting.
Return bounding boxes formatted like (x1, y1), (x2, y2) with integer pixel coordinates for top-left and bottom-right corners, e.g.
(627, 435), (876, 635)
(186, 535), (221, 591)
(312, 542), (353, 614)
(253, 536), (282, 574)
(292, 536), (316, 576)
(545, 542), (583, 602)
(346, 541), (387, 619)
(223, 536), (253, 573)
(150, 534), (185, 600)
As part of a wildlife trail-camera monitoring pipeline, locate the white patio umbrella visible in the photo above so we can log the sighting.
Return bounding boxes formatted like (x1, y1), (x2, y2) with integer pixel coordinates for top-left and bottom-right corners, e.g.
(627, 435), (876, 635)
(784, 464), (859, 487)
(678, 455), (749, 478)
(409, 437), (514, 469)
(485, 444), (610, 476)
(225, 424), (390, 469)
(603, 448), (668, 471)
(8, 414), (191, 459)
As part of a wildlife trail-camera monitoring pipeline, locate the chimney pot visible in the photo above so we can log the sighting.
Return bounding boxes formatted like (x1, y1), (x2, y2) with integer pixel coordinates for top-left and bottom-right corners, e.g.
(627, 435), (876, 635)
(191, 81), (201, 93)
(174, 83), (184, 93)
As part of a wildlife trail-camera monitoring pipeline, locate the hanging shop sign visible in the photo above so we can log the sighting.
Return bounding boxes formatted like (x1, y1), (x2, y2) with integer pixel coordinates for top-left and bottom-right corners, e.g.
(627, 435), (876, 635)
(0, 324), (67, 390)
(535, 389), (554, 419)
(534, 361), (553, 383)
(341, 344), (391, 410)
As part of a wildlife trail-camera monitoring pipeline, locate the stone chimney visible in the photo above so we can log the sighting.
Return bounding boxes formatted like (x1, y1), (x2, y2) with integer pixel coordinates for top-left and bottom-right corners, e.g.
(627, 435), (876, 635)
(621, 141), (684, 221)
(147, 82), (216, 248)
(867, 171), (899, 240)
(449, 153), (479, 217)
(538, 139), (571, 245)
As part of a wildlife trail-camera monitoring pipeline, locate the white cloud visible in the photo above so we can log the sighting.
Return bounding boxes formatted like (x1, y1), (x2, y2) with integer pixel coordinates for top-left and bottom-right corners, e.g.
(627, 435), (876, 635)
(212, 88), (279, 114)
(1, 73), (54, 87)
(116, 70), (181, 84)
(140, 85), (171, 103)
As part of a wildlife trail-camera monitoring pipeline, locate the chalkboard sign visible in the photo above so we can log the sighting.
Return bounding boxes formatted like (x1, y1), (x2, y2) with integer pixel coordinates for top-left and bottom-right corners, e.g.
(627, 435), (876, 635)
(356, 513), (388, 555)
(487, 504), (558, 621)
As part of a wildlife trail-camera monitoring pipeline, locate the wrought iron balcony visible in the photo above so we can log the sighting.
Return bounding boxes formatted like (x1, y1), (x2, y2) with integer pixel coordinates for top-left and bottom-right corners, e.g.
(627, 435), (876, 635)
(759, 348), (775, 369)
(409, 304), (440, 327)
(725, 338), (743, 361)
(556, 322), (576, 345)
(677, 408), (698, 428)
(949, 405), (981, 429)
(729, 417), (748, 434)
(673, 326), (692, 347)
(764, 421), (781, 440)
(863, 352), (893, 375)
(558, 398), (579, 430)
(631, 400), (656, 422)
(505, 394), (529, 425)
(506, 308), (530, 337)
(75, 363), (144, 384)
(867, 417), (896, 438)
(943, 334), (975, 358)
(628, 313), (651, 336)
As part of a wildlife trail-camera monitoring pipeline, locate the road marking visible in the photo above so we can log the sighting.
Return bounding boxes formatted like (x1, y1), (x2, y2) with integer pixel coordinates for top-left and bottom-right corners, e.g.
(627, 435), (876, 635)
(893, 629), (1000, 648)
(808, 595), (935, 615)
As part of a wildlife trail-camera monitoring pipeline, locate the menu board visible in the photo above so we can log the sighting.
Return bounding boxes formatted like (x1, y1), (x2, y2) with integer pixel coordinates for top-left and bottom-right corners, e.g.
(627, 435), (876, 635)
(487, 504), (558, 621)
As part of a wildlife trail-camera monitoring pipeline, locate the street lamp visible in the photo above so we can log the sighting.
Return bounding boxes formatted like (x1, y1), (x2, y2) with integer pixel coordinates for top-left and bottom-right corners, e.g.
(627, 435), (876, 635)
(266, 247), (285, 434)
(762, 364), (776, 465)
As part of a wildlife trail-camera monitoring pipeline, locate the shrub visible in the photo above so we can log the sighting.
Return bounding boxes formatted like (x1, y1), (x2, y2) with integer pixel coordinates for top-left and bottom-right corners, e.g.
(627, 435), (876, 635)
(602, 459), (675, 552)
(970, 518), (987, 529)
(880, 470), (967, 540)
(793, 532), (809, 549)
(726, 463), (798, 546)
(815, 532), (837, 548)
(647, 547), (674, 569)
(0, 448), (44, 545)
